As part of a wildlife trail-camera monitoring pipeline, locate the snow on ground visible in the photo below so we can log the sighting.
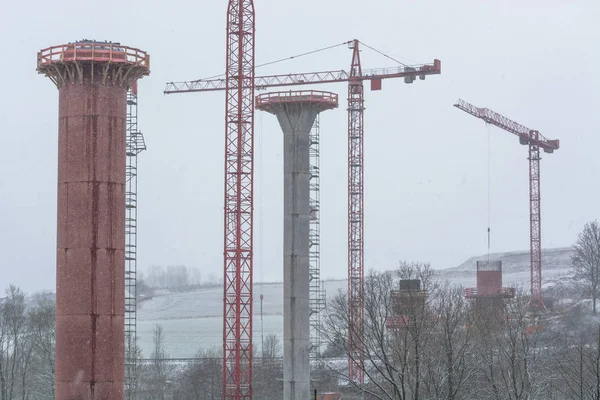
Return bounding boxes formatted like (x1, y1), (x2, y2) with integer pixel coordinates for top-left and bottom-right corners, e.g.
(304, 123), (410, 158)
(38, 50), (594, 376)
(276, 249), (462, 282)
(138, 280), (347, 358)
(137, 248), (574, 358)
(452, 247), (573, 273)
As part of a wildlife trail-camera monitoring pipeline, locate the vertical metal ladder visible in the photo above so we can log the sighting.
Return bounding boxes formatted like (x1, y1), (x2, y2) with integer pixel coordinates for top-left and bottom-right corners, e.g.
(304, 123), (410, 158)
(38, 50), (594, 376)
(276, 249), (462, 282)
(125, 85), (146, 399)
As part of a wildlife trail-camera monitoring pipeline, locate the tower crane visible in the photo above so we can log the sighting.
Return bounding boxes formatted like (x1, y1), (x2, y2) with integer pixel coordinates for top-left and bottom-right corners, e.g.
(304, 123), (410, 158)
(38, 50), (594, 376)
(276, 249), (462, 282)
(166, 39), (440, 389)
(454, 99), (559, 310)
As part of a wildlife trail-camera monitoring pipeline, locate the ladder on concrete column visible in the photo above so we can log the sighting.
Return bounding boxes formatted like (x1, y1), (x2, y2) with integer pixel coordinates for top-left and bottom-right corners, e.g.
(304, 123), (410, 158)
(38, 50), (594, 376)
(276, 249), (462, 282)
(309, 115), (326, 359)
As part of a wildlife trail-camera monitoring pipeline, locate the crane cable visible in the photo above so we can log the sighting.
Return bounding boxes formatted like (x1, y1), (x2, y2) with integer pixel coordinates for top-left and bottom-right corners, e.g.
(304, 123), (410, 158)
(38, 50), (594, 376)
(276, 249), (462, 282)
(192, 40), (424, 83)
(255, 40), (351, 69)
(486, 123), (492, 264)
(259, 112), (265, 358)
(192, 41), (352, 82)
(358, 41), (415, 67)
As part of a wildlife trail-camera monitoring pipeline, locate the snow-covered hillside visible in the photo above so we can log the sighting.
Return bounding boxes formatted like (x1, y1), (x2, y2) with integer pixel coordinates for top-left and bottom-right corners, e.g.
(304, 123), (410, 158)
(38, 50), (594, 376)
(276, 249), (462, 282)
(137, 280), (347, 358)
(137, 247), (575, 358)
(451, 247), (573, 273)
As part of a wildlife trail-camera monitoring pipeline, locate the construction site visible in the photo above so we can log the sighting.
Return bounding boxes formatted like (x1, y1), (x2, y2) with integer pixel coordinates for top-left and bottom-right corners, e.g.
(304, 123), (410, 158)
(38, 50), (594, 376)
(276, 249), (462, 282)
(7, 1), (596, 400)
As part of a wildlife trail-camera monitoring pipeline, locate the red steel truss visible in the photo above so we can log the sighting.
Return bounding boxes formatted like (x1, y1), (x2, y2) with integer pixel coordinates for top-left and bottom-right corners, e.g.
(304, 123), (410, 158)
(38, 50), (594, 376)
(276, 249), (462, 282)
(453, 99), (559, 310)
(223, 1), (255, 399)
(165, 63), (440, 94)
(347, 40), (365, 384)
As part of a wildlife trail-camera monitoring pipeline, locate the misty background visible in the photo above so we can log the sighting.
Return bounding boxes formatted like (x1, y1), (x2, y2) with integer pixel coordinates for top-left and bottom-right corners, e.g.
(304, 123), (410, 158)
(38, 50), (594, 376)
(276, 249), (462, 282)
(1, 0), (599, 293)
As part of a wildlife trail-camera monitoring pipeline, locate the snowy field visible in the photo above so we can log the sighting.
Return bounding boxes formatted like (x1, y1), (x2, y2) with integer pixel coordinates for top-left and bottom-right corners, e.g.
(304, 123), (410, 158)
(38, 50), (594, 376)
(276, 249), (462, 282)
(138, 280), (347, 358)
(137, 247), (574, 358)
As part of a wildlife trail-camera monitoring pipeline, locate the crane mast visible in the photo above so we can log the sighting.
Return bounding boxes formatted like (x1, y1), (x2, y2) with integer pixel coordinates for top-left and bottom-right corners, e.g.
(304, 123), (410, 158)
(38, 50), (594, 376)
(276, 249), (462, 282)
(223, 1), (255, 399)
(347, 40), (365, 384)
(528, 138), (543, 309)
(453, 99), (559, 310)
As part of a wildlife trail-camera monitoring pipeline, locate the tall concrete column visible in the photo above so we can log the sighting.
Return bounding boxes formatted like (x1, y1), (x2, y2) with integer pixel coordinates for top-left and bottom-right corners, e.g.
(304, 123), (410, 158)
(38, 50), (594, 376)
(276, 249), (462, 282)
(37, 41), (149, 400)
(256, 91), (337, 400)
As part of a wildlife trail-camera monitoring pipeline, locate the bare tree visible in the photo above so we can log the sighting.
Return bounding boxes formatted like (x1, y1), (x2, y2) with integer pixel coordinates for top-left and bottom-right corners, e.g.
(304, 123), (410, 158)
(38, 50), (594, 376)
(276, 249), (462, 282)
(27, 293), (55, 400)
(140, 324), (175, 400)
(556, 324), (600, 400)
(470, 289), (551, 400)
(189, 267), (203, 286)
(320, 263), (436, 400)
(16, 320), (34, 400)
(0, 295), (7, 400)
(0, 285), (27, 400)
(125, 335), (143, 400)
(254, 335), (282, 399)
(423, 282), (474, 400)
(166, 265), (189, 288)
(394, 262), (436, 400)
(175, 348), (222, 400)
(262, 334), (281, 360)
(572, 221), (600, 315)
(321, 270), (394, 399)
(0, 286), (53, 400)
(145, 266), (166, 289)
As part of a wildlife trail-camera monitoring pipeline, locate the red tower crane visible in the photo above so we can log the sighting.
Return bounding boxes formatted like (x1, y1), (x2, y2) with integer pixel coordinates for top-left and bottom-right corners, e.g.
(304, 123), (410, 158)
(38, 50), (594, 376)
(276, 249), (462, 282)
(166, 40), (440, 389)
(454, 99), (559, 310)
(224, 1), (254, 399)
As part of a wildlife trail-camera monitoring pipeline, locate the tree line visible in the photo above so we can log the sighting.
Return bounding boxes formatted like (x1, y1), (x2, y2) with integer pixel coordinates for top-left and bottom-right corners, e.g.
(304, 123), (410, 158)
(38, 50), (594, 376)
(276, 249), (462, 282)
(140, 265), (221, 291)
(130, 261), (600, 399)
(0, 286), (55, 400)
(3, 268), (600, 400)
(316, 240), (600, 400)
(4, 220), (600, 399)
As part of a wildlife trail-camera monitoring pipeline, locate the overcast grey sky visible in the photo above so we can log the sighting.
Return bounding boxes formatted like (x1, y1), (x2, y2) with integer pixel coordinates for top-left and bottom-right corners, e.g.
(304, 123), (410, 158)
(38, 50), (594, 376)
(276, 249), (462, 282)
(1, 0), (598, 293)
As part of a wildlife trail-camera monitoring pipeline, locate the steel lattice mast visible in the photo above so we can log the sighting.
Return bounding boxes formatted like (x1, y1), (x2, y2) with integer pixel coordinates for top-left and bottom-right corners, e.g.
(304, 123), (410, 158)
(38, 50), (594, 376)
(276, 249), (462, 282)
(528, 136), (542, 309)
(347, 40), (365, 384)
(453, 99), (559, 310)
(223, 1), (255, 399)
(125, 82), (146, 399)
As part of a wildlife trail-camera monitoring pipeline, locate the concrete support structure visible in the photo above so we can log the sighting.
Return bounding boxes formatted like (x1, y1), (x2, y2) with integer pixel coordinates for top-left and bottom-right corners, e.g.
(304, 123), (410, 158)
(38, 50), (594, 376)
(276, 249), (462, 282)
(37, 41), (149, 400)
(464, 261), (515, 318)
(385, 280), (428, 330)
(256, 91), (337, 400)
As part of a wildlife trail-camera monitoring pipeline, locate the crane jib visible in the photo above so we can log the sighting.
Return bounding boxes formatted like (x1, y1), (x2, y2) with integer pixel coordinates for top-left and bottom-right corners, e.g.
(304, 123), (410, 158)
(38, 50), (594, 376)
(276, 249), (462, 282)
(164, 59), (441, 94)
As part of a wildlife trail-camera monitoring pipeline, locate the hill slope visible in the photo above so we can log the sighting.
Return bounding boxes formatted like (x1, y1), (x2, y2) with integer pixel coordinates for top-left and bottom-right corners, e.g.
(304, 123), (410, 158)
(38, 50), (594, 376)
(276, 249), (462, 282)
(452, 247), (573, 272)
(137, 247), (575, 358)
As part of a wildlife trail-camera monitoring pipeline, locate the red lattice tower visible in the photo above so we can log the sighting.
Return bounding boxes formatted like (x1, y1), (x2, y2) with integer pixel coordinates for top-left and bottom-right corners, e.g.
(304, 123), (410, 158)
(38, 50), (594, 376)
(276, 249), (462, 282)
(528, 132), (543, 309)
(223, 1), (255, 399)
(347, 41), (365, 384)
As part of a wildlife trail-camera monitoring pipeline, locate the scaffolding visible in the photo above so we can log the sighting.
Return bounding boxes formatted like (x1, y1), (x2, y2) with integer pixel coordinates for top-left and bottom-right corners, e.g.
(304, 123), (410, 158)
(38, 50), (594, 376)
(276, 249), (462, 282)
(309, 115), (326, 358)
(125, 83), (146, 399)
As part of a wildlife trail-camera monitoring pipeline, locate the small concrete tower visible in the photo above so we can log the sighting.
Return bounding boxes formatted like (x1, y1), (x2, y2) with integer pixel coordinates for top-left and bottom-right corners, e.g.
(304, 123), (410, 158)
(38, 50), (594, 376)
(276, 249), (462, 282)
(464, 260), (515, 318)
